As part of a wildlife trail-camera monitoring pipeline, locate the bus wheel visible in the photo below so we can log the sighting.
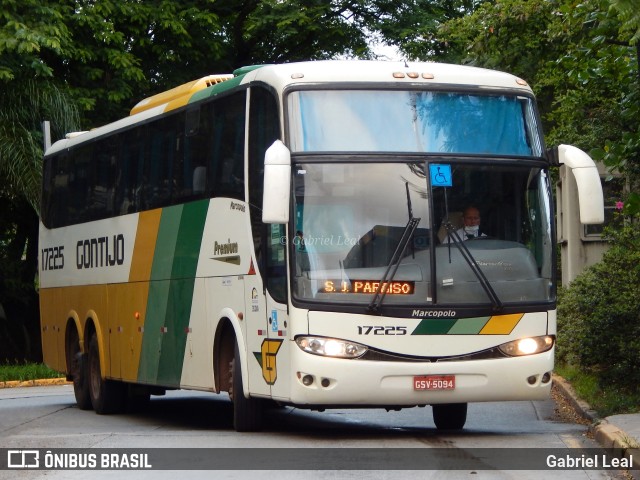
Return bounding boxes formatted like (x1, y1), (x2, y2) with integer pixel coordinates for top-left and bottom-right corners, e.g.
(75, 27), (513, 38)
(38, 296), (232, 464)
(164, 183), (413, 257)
(229, 342), (263, 432)
(432, 403), (467, 430)
(87, 333), (125, 414)
(67, 330), (91, 410)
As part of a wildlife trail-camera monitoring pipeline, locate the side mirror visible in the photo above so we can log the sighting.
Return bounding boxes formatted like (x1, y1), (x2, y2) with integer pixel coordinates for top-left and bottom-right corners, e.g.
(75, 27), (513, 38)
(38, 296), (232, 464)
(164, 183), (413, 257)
(555, 144), (604, 225)
(262, 140), (291, 223)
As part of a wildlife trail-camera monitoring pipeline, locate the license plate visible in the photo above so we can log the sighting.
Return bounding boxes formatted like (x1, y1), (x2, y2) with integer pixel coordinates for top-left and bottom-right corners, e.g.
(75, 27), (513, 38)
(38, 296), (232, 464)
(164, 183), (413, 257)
(413, 375), (455, 391)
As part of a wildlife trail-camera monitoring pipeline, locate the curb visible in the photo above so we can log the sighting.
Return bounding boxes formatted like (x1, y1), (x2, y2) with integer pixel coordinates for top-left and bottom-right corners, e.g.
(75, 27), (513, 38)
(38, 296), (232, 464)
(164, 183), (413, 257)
(553, 374), (640, 477)
(552, 374), (599, 422)
(0, 377), (70, 389)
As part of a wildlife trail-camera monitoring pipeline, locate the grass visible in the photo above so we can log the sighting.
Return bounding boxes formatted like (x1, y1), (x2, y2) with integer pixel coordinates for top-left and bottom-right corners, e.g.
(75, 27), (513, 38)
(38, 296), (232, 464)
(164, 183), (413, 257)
(0, 361), (64, 383)
(555, 363), (640, 418)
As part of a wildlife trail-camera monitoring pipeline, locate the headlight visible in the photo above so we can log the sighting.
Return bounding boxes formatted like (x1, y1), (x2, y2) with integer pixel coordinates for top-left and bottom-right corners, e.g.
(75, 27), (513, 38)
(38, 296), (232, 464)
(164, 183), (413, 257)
(296, 336), (367, 359)
(498, 335), (554, 357)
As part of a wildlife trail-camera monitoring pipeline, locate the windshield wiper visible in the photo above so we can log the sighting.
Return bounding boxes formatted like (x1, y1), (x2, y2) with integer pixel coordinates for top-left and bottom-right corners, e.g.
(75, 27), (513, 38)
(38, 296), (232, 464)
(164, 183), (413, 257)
(443, 223), (503, 312)
(368, 182), (420, 314)
(367, 217), (420, 314)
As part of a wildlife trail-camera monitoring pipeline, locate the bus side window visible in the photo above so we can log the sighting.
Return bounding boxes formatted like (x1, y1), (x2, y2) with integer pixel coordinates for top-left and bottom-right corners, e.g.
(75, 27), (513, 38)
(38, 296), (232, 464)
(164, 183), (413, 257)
(206, 92), (246, 201)
(248, 86), (283, 301)
(147, 115), (181, 209)
(116, 130), (144, 214)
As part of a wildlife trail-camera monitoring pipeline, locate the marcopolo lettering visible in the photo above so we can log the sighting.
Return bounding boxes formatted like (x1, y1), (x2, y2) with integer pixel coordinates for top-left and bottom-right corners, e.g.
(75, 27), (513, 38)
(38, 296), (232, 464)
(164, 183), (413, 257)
(229, 201), (246, 212)
(412, 309), (457, 318)
(76, 234), (125, 269)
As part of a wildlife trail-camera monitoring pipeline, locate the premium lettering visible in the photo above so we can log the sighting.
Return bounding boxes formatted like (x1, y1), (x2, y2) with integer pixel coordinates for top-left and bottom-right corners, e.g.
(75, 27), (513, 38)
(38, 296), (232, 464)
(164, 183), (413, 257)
(214, 239), (239, 256)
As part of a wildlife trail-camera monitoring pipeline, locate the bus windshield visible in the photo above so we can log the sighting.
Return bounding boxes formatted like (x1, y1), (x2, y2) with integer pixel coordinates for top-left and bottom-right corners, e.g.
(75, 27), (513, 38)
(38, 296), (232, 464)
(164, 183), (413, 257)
(292, 162), (554, 308)
(288, 90), (542, 156)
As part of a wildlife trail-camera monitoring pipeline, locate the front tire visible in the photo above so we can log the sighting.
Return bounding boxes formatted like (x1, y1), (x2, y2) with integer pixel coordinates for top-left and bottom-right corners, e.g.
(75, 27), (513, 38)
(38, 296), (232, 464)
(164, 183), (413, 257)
(433, 403), (467, 430)
(230, 342), (263, 432)
(87, 333), (125, 414)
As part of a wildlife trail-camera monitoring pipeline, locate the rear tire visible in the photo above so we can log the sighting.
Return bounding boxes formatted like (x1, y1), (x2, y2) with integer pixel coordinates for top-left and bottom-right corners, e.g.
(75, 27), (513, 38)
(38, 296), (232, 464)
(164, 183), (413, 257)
(88, 333), (125, 414)
(433, 403), (467, 430)
(230, 342), (263, 432)
(67, 328), (91, 410)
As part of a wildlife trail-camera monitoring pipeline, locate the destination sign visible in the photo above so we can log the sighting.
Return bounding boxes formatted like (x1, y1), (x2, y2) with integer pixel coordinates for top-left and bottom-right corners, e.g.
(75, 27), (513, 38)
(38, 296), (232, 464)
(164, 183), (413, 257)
(321, 280), (415, 295)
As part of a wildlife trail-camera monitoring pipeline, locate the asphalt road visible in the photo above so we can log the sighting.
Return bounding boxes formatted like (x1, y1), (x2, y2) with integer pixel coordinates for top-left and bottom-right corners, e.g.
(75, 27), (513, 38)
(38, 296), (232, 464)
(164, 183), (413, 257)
(0, 384), (630, 480)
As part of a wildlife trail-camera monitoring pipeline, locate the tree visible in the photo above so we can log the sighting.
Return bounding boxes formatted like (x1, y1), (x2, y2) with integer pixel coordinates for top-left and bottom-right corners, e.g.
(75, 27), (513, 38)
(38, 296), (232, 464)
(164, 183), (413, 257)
(38, 0), (407, 125)
(0, 1), (72, 82)
(0, 81), (79, 361)
(434, 0), (640, 213)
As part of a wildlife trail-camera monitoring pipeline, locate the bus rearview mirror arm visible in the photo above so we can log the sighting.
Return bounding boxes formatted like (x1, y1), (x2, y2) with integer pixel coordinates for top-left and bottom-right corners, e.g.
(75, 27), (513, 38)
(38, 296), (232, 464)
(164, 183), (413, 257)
(262, 140), (292, 224)
(548, 144), (605, 225)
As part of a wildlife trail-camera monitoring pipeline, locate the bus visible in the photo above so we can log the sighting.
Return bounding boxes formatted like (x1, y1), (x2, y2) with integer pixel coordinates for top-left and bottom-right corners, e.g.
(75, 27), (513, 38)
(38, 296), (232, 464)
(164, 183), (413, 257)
(39, 61), (604, 431)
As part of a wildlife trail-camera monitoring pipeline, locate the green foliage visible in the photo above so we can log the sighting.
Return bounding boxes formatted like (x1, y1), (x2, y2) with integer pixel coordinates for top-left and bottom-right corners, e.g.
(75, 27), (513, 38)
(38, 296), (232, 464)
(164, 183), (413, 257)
(555, 364), (640, 416)
(0, 361), (62, 382)
(0, 81), (79, 210)
(366, 0), (481, 60)
(555, 0), (640, 198)
(0, 1), (71, 81)
(436, 0), (560, 80)
(611, 0), (640, 44)
(557, 221), (640, 396)
(0, 81), (78, 362)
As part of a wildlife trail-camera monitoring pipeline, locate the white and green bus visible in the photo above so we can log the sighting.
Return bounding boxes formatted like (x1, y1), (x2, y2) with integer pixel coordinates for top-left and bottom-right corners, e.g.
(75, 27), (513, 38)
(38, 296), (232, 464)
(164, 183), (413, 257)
(39, 61), (604, 431)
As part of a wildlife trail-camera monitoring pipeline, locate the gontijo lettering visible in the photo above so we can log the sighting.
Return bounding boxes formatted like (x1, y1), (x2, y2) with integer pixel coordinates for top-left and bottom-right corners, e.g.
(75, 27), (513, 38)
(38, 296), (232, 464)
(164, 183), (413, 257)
(76, 234), (125, 269)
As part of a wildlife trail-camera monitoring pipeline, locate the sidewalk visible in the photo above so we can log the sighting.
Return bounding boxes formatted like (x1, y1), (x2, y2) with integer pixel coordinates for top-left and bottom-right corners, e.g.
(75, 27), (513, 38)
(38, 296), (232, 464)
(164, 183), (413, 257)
(0, 377), (70, 389)
(554, 375), (640, 476)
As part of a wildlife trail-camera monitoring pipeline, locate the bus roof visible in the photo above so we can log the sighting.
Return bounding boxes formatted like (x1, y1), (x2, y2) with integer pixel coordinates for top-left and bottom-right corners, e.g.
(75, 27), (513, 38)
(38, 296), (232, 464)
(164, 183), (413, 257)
(245, 60), (531, 94)
(46, 60), (532, 156)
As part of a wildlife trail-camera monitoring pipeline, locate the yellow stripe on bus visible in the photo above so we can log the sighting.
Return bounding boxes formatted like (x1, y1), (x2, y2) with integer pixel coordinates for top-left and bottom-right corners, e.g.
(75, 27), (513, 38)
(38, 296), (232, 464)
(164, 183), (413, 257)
(129, 209), (162, 283)
(107, 282), (150, 382)
(479, 314), (524, 335)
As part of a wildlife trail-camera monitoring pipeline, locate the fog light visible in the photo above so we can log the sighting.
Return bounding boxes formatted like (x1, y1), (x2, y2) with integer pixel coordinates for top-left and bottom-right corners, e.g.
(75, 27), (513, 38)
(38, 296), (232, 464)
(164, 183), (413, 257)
(527, 375), (537, 385)
(302, 375), (314, 386)
(321, 378), (330, 388)
(541, 372), (552, 384)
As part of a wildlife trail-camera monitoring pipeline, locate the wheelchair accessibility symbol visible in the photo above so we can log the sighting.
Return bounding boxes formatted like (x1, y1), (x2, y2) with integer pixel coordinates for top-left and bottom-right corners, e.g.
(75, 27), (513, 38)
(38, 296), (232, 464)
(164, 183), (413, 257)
(429, 164), (452, 187)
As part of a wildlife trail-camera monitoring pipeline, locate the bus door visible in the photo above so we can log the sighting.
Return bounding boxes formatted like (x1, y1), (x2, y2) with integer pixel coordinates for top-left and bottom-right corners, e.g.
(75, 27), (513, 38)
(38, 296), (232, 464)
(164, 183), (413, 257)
(244, 273), (271, 398)
(263, 224), (290, 401)
(244, 223), (290, 400)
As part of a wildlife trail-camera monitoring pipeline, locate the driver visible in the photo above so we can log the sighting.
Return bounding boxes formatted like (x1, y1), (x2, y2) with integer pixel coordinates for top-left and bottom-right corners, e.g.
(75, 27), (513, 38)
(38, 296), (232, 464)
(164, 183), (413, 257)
(446, 206), (487, 242)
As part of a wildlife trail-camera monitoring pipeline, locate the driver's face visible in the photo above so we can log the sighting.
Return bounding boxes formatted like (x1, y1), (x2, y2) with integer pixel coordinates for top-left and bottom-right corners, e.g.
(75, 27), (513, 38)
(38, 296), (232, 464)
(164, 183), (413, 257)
(463, 208), (481, 226)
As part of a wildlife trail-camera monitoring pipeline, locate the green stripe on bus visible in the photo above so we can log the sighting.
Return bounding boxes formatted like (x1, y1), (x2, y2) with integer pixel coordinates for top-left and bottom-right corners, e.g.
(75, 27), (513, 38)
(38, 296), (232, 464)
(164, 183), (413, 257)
(138, 202), (208, 385)
(170, 200), (209, 278)
(156, 200), (209, 385)
(412, 318), (458, 335)
(151, 206), (184, 281)
(138, 205), (184, 384)
(447, 317), (490, 334)
(411, 316), (498, 335)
